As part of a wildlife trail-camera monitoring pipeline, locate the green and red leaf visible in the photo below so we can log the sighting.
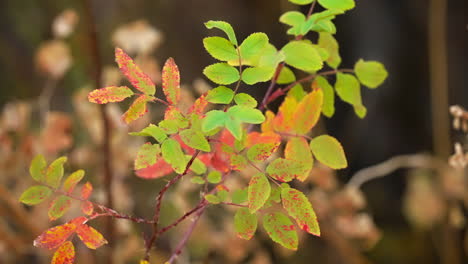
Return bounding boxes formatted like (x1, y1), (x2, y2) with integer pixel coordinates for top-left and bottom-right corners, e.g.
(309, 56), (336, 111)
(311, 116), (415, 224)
(81, 182), (93, 200)
(62, 170), (85, 194)
(135, 159), (173, 179)
(30, 154), (47, 182)
(51, 241), (75, 264)
(266, 158), (309, 182)
(248, 173), (271, 213)
(46, 157), (67, 189)
(81, 201), (94, 216)
(34, 217), (87, 250)
(281, 187), (320, 236)
(179, 128), (211, 152)
(234, 207), (258, 240)
(87, 86), (134, 104)
(230, 154), (248, 171)
(48, 195), (73, 221)
(284, 137), (313, 181)
(188, 94), (208, 115)
(19, 186), (52, 206)
(122, 94), (151, 124)
(247, 142), (280, 162)
(115, 47), (155, 95)
(76, 224), (108, 249)
(134, 143), (160, 170)
(162, 57), (181, 105)
(262, 212), (298, 250)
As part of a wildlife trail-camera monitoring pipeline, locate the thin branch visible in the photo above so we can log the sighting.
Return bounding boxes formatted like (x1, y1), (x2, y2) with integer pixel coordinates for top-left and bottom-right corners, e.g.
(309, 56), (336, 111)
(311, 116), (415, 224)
(156, 202), (207, 235)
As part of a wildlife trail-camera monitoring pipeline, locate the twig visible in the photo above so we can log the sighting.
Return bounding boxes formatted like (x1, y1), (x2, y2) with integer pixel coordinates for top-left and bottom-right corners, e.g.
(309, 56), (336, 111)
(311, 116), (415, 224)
(156, 202), (207, 236)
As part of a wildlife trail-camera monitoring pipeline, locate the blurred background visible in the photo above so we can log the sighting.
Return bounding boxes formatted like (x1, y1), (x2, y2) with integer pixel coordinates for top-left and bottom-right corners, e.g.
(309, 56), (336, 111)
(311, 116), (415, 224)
(0, 0), (467, 263)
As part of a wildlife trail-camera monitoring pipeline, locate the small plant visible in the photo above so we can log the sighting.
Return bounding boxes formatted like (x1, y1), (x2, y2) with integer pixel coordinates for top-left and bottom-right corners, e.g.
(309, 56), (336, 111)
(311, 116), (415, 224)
(19, 0), (388, 263)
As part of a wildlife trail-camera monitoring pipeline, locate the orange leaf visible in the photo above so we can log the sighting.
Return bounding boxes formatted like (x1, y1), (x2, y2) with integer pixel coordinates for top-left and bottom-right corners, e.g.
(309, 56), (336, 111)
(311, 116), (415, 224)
(76, 224), (108, 249)
(135, 159), (173, 179)
(246, 131), (281, 148)
(122, 94), (150, 124)
(81, 201), (94, 215)
(34, 217), (87, 250)
(273, 96), (297, 133)
(261, 110), (275, 133)
(188, 94), (208, 115)
(162, 57), (181, 105)
(87, 86), (134, 104)
(81, 182), (93, 200)
(115, 48), (155, 95)
(292, 89), (323, 134)
(51, 241), (75, 264)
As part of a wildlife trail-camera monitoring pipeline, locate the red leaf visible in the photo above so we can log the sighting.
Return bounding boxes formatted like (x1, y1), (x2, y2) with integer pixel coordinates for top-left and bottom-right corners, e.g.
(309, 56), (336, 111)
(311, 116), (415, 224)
(81, 182), (93, 200)
(135, 159), (173, 179)
(81, 201), (94, 215)
(115, 48), (155, 95)
(76, 224), (108, 249)
(87, 86), (134, 104)
(122, 94), (151, 124)
(188, 94), (208, 115)
(162, 57), (181, 105)
(51, 241), (75, 264)
(281, 187), (320, 236)
(34, 217), (87, 250)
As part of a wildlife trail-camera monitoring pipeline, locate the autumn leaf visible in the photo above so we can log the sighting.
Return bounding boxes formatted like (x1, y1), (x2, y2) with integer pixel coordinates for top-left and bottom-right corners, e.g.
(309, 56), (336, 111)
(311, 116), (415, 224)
(34, 217), (87, 250)
(162, 57), (181, 105)
(51, 241), (75, 264)
(122, 94), (151, 124)
(76, 224), (108, 249)
(135, 159), (173, 179)
(87, 86), (134, 104)
(281, 187), (320, 236)
(48, 195), (73, 221)
(62, 170), (84, 194)
(248, 173), (271, 213)
(262, 212), (298, 250)
(293, 89), (323, 134)
(247, 142), (280, 162)
(81, 182), (93, 200)
(81, 201), (94, 215)
(115, 47), (155, 95)
(234, 208), (258, 240)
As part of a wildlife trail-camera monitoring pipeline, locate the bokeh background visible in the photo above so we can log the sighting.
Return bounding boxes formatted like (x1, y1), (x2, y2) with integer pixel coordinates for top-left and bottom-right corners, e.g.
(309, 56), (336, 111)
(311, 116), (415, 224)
(0, 0), (467, 264)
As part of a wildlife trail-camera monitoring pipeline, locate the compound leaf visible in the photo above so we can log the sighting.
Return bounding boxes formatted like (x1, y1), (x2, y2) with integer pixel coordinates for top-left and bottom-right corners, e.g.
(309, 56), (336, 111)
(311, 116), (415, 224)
(310, 135), (347, 169)
(234, 207), (258, 240)
(115, 47), (155, 95)
(34, 217), (87, 250)
(281, 187), (320, 236)
(48, 195), (73, 221)
(87, 86), (134, 104)
(239, 33), (269, 64)
(203, 63), (240, 85)
(162, 57), (181, 105)
(19, 186), (52, 206)
(248, 173), (270, 213)
(262, 212), (298, 250)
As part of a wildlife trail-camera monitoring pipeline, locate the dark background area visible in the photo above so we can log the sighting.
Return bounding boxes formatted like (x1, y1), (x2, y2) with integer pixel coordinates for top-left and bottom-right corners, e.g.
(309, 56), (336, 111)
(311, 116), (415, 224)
(0, 0), (467, 263)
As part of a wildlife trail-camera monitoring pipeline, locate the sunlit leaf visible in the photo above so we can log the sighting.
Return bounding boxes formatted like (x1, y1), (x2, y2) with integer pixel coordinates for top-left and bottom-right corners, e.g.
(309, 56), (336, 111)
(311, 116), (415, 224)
(205, 194), (221, 204)
(51, 241), (75, 264)
(122, 94), (151, 124)
(310, 135), (347, 169)
(234, 207), (258, 240)
(266, 158), (309, 182)
(46, 157), (67, 189)
(81, 182), (93, 200)
(248, 173), (271, 213)
(318, 0), (355, 11)
(49, 195), (72, 221)
(262, 212), (298, 250)
(129, 124), (168, 143)
(203, 37), (239, 61)
(241, 66), (275, 85)
(162, 57), (181, 104)
(230, 154), (248, 171)
(354, 59), (388, 88)
(282, 41), (323, 72)
(63, 170), (84, 194)
(207, 170), (222, 184)
(205, 20), (238, 46)
(76, 224), (108, 249)
(81, 201), (94, 216)
(19, 186), (52, 205)
(318, 33), (341, 69)
(247, 142), (280, 162)
(239, 33), (269, 64)
(34, 217), (87, 250)
(284, 137), (313, 181)
(281, 187), (320, 236)
(313, 76), (335, 117)
(203, 63), (240, 85)
(227, 105), (265, 124)
(30, 154), (47, 182)
(87, 86), (134, 104)
(134, 143), (160, 170)
(335, 73), (366, 118)
(161, 139), (187, 174)
(202, 110), (227, 132)
(293, 89), (323, 134)
(289, 0), (314, 5)
(115, 47), (155, 95)
(206, 86), (235, 104)
(279, 11), (306, 26)
(277, 66), (296, 84)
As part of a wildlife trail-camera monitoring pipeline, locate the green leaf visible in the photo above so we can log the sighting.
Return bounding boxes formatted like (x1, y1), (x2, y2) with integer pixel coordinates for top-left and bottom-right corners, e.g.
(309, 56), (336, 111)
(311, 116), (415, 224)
(48, 195), (73, 221)
(227, 105), (265, 124)
(162, 57), (181, 105)
(284, 137), (313, 181)
(232, 189), (248, 204)
(266, 158), (309, 182)
(248, 173), (271, 213)
(205, 194), (221, 204)
(239, 33), (269, 64)
(310, 135), (347, 169)
(280, 11), (306, 27)
(134, 143), (160, 170)
(318, 0), (355, 11)
(282, 41), (323, 72)
(207, 171), (222, 184)
(30, 154), (47, 182)
(63, 170), (85, 193)
(241, 66), (275, 85)
(161, 139), (187, 174)
(203, 63), (240, 85)
(354, 59), (388, 88)
(203, 37), (239, 61)
(288, 0), (314, 5)
(230, 154), (248, 170)
(335, 73), (366, 118)
(293, 89), (323, 134)
(46, 157), (67, 189)
(262, 212), (298, 250)
(287, 84), (307, 102)
(217, 189), (229, 202)
(122, 94), (150, 124)
(234, 208), (258, 240)
(187, 156), (207, 175)
(202, 110), (227, 132)
(318, 33), (341, 69)
(234, 93), (257, 108)
(115, 48), (155, 95)
(313, 76), (335, 117)
(129, 124), (168, 143)
(206, 86), (235, 104)
(224, 115), (243, 140)
(19, 186), (52, 205)
(277, 66), (296, 84)
(205, 20), (238, 46)
(247, 143), (280, 162)
(179, 129), (211, 152)
(191, 176), (205, 184)
(88, 86), (134, 104)
(158, 119), (179, 134)
(281, 187), (320, 236)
